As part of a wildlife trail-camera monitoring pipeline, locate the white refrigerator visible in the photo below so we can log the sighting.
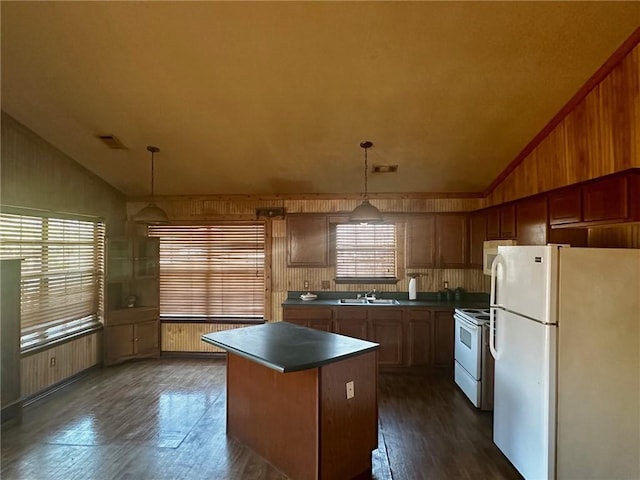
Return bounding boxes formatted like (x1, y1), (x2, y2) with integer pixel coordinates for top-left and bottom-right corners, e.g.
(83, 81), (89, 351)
(490, 245), (640, 480)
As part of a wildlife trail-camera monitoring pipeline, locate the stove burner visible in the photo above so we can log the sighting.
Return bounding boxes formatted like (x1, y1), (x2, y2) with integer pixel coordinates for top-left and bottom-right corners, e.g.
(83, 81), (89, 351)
(454, 307), (491, 325)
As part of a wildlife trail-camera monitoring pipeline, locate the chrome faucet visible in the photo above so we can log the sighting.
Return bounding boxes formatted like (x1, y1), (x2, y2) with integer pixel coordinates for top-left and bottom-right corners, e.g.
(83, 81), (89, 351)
(364, 288), (376, 300)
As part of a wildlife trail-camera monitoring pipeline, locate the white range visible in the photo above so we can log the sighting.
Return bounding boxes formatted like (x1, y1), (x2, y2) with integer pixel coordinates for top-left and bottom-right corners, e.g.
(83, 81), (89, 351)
(453, 307), (494, 411)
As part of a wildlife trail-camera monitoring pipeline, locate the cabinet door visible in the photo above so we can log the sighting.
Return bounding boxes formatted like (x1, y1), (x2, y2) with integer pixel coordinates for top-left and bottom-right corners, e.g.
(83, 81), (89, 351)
(405, 309), (433, 367)
(500, 203), (517, 239)
(334, 307), (368, 340)
(105, 324), (135, 363)
(468, 211), (487, 269)
(548, 186), (582, 225)
(106, 238), (133, 282)
(134, 237), (159, 279)
(582, 175), (628, 222)
(406, 215), (436, 267)
(433, 310), (454, 367)
(286, 215), (328, 267)
(516, 195), (548, 245)
(134, 320), (159, 356)
(283, 307), (332, 326)
(486, 207), (500, 240)
(435, 214), (468, 268)
(308, 318), (333, 332)
(369, 309), (404, 367)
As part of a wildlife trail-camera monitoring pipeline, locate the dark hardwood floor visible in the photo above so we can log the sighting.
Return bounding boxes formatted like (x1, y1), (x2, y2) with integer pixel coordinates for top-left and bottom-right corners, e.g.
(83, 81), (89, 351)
(1, 359), (522, 480)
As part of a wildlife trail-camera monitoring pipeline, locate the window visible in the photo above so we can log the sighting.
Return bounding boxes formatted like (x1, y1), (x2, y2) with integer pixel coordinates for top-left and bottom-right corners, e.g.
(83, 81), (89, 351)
(0, 210), (104, 351)
(148, 223), (265, 320)
(335, 223), (397, 282)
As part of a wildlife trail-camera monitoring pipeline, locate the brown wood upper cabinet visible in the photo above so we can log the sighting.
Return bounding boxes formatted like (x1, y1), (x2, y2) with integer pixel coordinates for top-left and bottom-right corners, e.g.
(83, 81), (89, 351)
(468, 210), (487, 268)
(583, 175), (629, 223)
(406, 215), (436, 267)
(436, 214), (468, 268)
(486, 204), (516, 240)
(516, 195), (548, 245)
(548, 186), (581, 225)
(286, 214), (329, 267)
(406, 214), (468, 268)
(517, 194), (587, 246)
(549, 170), (640, 228)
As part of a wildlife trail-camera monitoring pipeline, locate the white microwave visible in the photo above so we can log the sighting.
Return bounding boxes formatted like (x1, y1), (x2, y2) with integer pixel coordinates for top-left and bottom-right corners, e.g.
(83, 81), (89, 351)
(483, 239), (517, 275)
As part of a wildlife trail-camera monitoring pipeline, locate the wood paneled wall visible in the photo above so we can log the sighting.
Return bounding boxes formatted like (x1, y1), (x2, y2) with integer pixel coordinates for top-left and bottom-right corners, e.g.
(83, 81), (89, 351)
(2, 112), (127, 399)
(588, 225), (640, 249)
(1, 112), (128, 237)
(127, 196), (486, 321)
(485, 40), (640, 250)
(486, 43), (639, 206)
(161, 322), (258, 353)
(21, 332), (102, 398)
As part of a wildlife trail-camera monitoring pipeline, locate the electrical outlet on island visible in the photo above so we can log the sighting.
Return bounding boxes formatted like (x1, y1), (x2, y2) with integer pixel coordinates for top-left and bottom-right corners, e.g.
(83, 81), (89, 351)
(346, 380), (355, 399)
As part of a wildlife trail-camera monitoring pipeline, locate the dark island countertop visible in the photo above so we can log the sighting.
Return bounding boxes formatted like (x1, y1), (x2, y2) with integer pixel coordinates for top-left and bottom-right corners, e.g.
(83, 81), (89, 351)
(202, 322), (379, 373)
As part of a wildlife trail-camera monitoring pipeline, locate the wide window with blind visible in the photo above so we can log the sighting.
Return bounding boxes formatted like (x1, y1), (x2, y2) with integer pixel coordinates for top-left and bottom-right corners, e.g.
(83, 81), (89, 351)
(335, 223), (397, 283)
(0, 210), (104, 351)
(148, 224), (265, 320)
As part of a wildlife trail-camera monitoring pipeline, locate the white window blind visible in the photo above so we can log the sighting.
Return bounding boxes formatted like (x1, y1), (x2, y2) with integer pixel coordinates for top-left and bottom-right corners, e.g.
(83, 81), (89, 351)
(148, 224), (265, 319)
(0, 211), (104, 350)
(335, 223), (397, 280)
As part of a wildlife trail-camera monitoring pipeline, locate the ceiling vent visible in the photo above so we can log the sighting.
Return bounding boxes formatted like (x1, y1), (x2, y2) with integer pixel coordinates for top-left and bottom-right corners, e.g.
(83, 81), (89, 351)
(97, 134), (127, 149)
(372, 165), (398, 174)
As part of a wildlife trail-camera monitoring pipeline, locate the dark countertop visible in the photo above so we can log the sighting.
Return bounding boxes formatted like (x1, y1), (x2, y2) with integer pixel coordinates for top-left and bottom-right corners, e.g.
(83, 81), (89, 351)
(201, 322), (379, 373)
(282, 291), (489, 309)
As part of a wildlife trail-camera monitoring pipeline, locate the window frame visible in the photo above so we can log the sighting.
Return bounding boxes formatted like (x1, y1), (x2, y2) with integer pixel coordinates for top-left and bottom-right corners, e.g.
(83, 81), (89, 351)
(148, 222), (266, 322)
(0, 207), (105, 352)
(333, 221), (400, 285)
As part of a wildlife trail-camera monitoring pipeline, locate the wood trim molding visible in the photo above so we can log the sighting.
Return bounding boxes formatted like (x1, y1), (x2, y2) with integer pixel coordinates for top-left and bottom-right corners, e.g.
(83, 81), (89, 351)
(129, 191), (483, 202)
(484, 26), (640, 197)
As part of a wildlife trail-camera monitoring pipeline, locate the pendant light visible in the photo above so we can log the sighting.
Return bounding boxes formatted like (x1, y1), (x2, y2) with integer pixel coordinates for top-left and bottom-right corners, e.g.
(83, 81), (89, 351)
(349, 141), (383, 224)
(134, 146), (169, 224)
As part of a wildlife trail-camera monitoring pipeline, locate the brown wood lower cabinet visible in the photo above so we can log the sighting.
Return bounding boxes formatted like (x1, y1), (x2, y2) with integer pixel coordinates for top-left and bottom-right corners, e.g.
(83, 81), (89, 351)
(104, 307), (160, 366)
(334, 307), (369, 341)
(282, 307), (333, 332)
(433, 311), (454, 367)
(369, 309), (404, 367)
(282, 305), (455, 369)
(406, 309), (433, 366)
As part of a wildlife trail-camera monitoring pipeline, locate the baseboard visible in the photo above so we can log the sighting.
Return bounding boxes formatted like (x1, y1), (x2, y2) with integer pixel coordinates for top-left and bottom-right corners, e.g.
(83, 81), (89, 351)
(161, 351), (226, 359)
(22, 363), (103, 408)
(1, 401), (23, 429)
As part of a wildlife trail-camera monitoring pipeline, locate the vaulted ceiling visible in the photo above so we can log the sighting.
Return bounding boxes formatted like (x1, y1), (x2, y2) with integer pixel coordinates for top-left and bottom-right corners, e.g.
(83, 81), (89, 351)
(2, 2), (638, 198)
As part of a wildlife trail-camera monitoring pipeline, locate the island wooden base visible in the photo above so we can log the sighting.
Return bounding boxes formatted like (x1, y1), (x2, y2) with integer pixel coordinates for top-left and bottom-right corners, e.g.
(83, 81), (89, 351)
(226, 351), (378, 480)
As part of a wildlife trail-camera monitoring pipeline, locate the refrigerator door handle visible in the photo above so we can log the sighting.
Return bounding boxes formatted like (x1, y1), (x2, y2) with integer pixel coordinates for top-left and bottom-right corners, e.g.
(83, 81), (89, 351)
(489, 253), (503, 359)
(490, 252), (503, 308)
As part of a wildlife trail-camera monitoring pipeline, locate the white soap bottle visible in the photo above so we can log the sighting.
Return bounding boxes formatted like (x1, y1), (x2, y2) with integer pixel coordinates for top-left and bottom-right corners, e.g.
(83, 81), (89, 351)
(408, 276), (417, 300)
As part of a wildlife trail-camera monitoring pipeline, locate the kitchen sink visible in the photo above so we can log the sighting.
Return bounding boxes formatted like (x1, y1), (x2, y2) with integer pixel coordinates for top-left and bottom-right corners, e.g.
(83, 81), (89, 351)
(367, 298), (399, 305)
(338, 298), (399, 305)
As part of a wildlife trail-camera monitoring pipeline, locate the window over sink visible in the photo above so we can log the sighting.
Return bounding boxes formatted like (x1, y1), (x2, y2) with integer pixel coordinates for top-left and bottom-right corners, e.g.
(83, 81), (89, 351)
(334, 223), (397, 284)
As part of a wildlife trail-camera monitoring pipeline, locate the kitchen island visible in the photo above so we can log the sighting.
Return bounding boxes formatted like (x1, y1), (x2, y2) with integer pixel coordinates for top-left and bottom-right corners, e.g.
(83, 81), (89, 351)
(202, 321), (379, 480)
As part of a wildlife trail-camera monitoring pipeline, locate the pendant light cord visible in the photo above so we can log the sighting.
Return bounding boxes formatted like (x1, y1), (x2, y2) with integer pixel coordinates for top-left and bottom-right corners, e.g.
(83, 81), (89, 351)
(363, 145), (369, 200)
(150, 151), (155, 198)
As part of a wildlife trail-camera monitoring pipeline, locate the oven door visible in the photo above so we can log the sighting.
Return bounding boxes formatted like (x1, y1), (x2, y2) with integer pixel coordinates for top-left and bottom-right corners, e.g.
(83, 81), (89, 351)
(454, 314), (482, 380)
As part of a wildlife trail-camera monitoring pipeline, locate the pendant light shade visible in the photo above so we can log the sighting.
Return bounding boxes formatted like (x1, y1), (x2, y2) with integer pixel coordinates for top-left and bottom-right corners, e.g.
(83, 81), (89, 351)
(349, 141), (383, 224)
(134, 146), (169, 224)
